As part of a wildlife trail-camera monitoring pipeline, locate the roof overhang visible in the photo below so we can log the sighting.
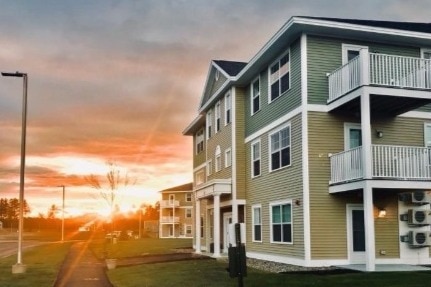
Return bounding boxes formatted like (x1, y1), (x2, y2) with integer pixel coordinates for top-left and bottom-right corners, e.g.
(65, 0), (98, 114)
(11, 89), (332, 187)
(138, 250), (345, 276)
(183, 114), (205, 136)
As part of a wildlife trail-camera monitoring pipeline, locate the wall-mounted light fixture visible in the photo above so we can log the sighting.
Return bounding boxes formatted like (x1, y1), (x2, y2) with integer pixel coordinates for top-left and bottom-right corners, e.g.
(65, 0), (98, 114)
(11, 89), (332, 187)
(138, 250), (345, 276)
(378, 208), (387, 218)
(376, 130), (383, 138)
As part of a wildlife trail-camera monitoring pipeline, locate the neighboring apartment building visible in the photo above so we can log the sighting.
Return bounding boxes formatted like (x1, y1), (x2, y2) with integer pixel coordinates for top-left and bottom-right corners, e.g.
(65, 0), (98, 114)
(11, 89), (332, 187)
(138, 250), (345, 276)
(159, 183), (194, 238)
(183, 16), (431, 271)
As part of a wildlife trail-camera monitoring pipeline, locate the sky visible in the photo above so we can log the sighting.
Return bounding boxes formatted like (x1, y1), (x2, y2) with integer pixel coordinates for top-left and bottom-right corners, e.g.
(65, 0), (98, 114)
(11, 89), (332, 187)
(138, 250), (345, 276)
(1, 0), (431, 217)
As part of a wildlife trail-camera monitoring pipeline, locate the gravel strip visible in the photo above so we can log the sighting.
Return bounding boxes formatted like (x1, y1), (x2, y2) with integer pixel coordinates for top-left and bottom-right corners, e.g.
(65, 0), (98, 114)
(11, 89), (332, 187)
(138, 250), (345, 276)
(246, 258), (339, 273)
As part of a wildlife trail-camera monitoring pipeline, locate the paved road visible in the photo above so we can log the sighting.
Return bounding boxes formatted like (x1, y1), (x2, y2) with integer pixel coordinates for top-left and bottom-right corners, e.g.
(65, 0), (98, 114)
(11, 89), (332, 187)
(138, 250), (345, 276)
(0, 240), (45, 258)
(54, 241), (112, 287)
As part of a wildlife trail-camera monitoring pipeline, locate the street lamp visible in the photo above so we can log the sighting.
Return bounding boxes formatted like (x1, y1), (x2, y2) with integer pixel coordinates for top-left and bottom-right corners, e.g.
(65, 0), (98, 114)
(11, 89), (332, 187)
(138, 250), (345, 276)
(58, 185), (66, 242)
(2, 71), (28, 274)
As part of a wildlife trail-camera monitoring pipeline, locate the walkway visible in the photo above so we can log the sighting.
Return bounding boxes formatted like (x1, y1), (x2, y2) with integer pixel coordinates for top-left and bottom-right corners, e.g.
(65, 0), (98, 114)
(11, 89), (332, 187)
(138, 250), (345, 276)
(54, 241), (112, 287)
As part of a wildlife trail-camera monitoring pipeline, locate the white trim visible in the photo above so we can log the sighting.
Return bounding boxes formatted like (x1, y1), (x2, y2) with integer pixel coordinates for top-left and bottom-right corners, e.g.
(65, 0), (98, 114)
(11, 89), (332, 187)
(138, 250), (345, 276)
(346, 204), (365, 264)
(341, 43), (368, 64)
(400, 111), (431, 119)
(307, 104), (329, 112)
(206, 159), (212, 177)
(251, 204), (262, 242)
(224, 91), (232, 126)
(215, 100), (221, 133)
(268, 122), (291, 173)
(421, 47), (431, 59)
(344, 122), (362, 150)
(300, 33), (311, 263)
(269, 199), (293, 244)
(424, 122), (431, 147)
(251, 139), (261, 178)
(206, 109), (212, 139)
(246, 251), (349, 267)
(224, 147), (232, 168)
(250, 75), (261, 116)
(245, 106), (301, 143)
(268, 49), (291, 104)
(215, 145), (221, 172)
(193, 162), (207, 173)
(330, 179), (431, 193)
(231, 87), (238, 224)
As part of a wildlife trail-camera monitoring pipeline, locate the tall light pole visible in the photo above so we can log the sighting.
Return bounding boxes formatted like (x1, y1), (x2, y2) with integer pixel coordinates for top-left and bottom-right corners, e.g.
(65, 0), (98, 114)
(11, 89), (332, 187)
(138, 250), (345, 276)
(58, 185), (65, 242)
(2, 71), (28, 274)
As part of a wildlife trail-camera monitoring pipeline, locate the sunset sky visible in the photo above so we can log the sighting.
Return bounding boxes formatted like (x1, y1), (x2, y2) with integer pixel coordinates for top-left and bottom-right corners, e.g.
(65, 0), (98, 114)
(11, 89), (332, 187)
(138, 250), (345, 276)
(0, 0), (430, 217)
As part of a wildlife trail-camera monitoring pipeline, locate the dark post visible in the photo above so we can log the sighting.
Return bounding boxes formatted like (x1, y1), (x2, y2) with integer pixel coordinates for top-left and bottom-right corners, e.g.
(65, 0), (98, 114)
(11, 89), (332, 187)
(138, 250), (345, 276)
(227, 223), (247, 287)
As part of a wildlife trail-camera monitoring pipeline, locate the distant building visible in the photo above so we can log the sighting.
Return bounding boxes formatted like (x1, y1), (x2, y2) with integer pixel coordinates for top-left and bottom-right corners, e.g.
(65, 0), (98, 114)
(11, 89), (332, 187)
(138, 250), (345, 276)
(159, 183), (194, 238)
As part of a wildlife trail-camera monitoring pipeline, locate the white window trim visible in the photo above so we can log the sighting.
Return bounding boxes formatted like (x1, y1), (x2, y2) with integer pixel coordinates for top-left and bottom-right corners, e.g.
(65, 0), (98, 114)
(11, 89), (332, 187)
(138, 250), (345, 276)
(225, 148), (232, 168)
(268, 50), (291, 103)
(341, 44), (368, 64)
(251, 76), (261, 115)
(251, 139), (261, 178)
(268, 122), (291, 173)
(269, 199), (293, 245)
(252, 204), (262, 242)
(424, 122), (431, 147)
(215, 101), (221, 133)
(206, 159), (213, 177)
(196, 129), (204, 155)
(206, 110), (212, 139)
(225, 92), (232, 126)
(195, 170), (204, 186)
(421, 48), (431, 58)
(344, 122), (362, 150)
(186, 193), (192, 202)
(185, 224), (192, 235)
(185, 208), (192, 218)
(215, 145), (221, 172)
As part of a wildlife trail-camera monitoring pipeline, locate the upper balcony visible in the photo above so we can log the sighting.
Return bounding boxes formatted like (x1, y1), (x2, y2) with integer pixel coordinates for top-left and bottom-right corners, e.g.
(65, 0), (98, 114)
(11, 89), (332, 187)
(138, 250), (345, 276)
(330, 144), (431, 186)
(160, 200), (180, 208)
(327, 51), (431, 116)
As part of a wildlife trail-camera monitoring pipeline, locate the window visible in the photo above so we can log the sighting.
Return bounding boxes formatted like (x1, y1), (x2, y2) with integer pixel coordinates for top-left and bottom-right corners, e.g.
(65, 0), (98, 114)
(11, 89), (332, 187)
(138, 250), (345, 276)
(225, 148), (232, 168)
(196, 129), (204, 154)
(251, 140), (261, 177)
(252, 205), (262, 242)
(200, 216), (204, 238)
(225, 92), (232, 125)
(215, 146), (221, 172)
(195, 170), (204, 185)
(342, 44), (367, 65)
(251, 77), (260, 114)
(186, 193), (192, 202)
(269, 52), (290, 102)
(186, 224), (192, 235)
(270, 201), (292, 243)
(207, 160), (213, 176)
(206, 110), (212, 139)
(425, 123), (431, 148)
(185, 208), (192, 218)
(215, 101), (221, 132)
(269, 125), (291, 171)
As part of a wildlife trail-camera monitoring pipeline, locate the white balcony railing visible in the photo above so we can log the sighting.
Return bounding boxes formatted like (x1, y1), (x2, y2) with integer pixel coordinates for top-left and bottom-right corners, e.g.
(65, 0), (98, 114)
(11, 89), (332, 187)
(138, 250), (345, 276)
(330, 145), (431, 185)
(328, 52), (431, 102)
(160, 216), (180, 223)
(160, 200), (180, 208)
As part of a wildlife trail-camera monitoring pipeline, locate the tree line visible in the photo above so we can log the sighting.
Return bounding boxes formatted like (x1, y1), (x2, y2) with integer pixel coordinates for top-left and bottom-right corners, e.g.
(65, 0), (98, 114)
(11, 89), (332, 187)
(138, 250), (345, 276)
(0, 198), (31, 228)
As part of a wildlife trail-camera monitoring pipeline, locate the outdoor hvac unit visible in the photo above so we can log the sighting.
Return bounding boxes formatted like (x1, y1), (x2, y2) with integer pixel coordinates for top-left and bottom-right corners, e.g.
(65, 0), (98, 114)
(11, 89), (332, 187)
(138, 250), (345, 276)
(399, 191), (431, 205)
(407, 231), (431, 248)
(407, 209), (431, 226)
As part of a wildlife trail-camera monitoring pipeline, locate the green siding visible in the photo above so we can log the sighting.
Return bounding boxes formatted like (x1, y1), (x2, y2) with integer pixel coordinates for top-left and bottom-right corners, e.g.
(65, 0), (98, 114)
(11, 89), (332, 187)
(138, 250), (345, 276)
(245, 114), (304, 259)
(235, 87), (247, 200)
(245, 38), (302, 137)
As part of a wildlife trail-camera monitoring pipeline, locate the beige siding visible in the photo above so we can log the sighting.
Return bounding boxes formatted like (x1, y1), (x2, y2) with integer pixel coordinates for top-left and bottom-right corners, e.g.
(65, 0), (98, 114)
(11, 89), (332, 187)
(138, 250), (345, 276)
(245, 114), (304, 258)
(235, 87), (246, 200)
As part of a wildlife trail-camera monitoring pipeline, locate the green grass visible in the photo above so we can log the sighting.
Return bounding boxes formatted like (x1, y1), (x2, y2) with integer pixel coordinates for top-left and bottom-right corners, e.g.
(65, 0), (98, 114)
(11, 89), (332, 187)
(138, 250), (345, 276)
(90, 237), (193, 259)
(0, 242), (73, 287)
(108, 259), (431, 287)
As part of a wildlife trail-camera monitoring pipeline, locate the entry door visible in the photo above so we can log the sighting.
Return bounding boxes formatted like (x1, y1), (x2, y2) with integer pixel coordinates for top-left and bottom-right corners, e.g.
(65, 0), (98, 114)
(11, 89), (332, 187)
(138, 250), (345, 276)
(344, 123), (362, 179)
(223, 212), (233, 253)
(347, 205), (366, 263)
(421, 49), (431, 88)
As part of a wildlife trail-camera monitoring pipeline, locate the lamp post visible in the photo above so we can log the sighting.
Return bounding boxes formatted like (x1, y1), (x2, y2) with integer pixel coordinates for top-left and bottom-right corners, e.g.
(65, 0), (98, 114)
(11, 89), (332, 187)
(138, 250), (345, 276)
(58, 185), (65, 242)
(2, 71), (28, 274)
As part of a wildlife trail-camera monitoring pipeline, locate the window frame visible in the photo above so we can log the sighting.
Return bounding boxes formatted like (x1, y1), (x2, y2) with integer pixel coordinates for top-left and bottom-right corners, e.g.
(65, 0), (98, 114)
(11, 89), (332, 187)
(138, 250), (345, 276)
(225, 92), (232, 125)
(270, 200), (293, 244)
(268, 50), (290, 103)
(225, 148), (232, 168)
(215, 101), (221, 133)
(185, 224), (192, 235)
(341, 44), (368, 65)
(195, 170), (204, 185)
(186, 193), (192, 202)
(268, 123), (291, 172)
(215, 146), (221, 172)
(251, 139), (261, 178)
(252, 204), (262, 242)
(251, 76), (261, 115)
(206, 159), (213, 177)
(195, 128), (204, 154)
(185, 208), (192, 218)
(206, 110), (212, 139)
(424, 123), (431, 148)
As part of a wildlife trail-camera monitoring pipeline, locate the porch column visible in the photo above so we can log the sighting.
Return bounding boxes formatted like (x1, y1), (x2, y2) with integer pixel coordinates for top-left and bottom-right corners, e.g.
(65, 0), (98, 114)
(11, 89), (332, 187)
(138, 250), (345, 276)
(360, 91), (372, 179)
(232, 202), (238, 224)
(213, 193), (221, 257)
(195, 199), (201, 253)
(363, 182), (376, 271)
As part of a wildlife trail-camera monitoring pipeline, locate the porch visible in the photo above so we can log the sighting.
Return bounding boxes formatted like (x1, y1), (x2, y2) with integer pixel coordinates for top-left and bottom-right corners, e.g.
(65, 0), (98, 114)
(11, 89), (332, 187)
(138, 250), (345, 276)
(330, 145), (431, 185)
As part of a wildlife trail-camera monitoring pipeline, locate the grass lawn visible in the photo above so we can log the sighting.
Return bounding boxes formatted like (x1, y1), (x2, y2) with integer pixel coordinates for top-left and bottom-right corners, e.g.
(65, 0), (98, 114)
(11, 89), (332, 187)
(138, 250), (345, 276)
(0, 242), (73, 287)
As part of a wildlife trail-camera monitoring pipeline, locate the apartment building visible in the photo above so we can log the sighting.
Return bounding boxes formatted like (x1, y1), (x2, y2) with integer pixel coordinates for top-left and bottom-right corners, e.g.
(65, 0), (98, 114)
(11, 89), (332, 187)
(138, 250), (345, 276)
(183, 16), (431, 271)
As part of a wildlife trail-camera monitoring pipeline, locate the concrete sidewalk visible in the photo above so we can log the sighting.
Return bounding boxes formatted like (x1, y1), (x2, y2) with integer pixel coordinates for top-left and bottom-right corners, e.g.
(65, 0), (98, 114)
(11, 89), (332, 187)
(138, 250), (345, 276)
(54, 241), (112, 287)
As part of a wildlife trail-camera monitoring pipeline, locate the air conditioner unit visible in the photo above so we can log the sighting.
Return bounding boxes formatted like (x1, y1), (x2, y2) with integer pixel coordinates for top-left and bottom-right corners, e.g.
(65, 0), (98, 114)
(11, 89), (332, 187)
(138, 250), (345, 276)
(408, 230), (431, 247)
(407, 209), (431, 226)
(411, 191), (431, 205)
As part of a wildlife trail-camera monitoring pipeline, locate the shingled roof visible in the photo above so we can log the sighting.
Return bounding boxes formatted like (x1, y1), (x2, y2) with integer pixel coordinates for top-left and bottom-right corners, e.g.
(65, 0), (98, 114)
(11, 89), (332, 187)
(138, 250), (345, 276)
(213, 60), (247, 77)
(159, 182), (193, 192)
(301, 16), (431, 33)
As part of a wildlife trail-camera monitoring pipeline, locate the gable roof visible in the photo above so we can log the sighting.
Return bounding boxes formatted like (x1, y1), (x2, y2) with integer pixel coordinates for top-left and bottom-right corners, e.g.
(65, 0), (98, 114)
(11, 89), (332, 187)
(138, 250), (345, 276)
(159, 182), (193, 193)
(213, 60), (247, 77)
(300, 16), (431, 33)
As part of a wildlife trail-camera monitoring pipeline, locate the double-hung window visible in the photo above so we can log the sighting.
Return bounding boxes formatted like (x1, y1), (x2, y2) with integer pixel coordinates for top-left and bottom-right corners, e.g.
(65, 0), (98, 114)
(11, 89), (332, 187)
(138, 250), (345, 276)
(185, 208), (192, 218)
(186, 193), (192, 202)
(206, 110), (212, 139)
(196, 129), (204, 154)
(225, 148), (232, 168)
(252, 205), (262, 242)
(225, 93), (231, 125)
(269, 52), (290, 102)
(251, 77), (260, 115)
(251, 140), (261, 177)
(269, 124), (291, 171)
(215, 101), (221, 133)
(270, 201), (292, 243)
(207, 160), (213, 176)
(215, 146), (221, 172)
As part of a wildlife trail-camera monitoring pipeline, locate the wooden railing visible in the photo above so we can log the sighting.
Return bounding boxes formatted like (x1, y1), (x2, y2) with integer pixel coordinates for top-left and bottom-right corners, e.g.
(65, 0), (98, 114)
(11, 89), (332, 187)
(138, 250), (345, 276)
(330, 145), (431, 185)
(328, 52), (431, 102)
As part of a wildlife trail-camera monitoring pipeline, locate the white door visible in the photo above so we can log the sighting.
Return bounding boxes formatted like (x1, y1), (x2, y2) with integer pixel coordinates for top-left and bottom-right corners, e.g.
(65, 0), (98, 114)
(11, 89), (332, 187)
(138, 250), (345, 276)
(223, 212), (233, 253)
(347, 204), (366, 264)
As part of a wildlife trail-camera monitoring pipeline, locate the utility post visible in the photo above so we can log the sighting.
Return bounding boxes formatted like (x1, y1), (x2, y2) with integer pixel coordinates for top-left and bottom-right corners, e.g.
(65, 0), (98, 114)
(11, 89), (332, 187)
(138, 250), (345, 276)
(227, 223), (247, 287)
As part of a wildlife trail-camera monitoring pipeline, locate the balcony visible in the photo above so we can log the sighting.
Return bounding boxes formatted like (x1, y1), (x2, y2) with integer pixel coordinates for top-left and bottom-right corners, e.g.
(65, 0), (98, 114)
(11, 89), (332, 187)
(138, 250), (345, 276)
(160, 216), (180, 224)
(328, 51), (431, 108)
(160, 200), (180, 208)
(330, 145), (431, 185)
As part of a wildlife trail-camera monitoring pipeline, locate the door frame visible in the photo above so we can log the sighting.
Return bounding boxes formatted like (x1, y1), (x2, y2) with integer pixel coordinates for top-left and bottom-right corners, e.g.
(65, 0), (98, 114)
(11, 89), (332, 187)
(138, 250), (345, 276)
(223, 212), (233, 253)
(346, 204), (366, 264)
